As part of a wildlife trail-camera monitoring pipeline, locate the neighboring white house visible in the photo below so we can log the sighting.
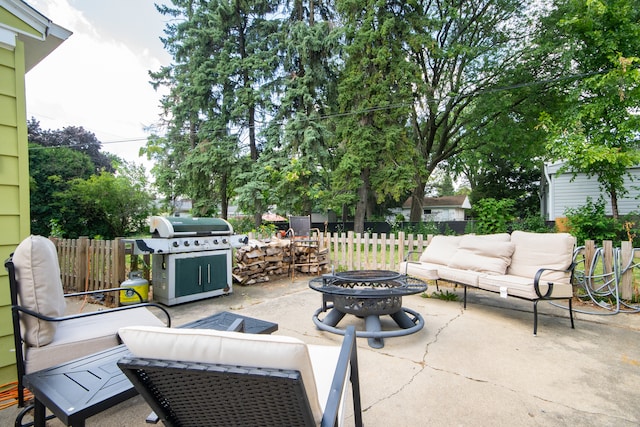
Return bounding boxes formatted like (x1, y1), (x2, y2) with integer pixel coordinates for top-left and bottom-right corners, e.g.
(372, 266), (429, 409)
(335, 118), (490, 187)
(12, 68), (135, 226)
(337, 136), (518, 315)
(393, 195), (471, 221)
(542, 162), (640, 220)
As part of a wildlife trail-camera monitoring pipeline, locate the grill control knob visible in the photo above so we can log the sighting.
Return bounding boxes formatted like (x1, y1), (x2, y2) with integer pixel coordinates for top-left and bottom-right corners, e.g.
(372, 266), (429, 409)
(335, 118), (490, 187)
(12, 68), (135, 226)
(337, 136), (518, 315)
(183, 241), (190, 247)
(194, 240), (200, 246)
(213, 239), (219, 244)
(222, 238), (228, 244)
(172, 241), (179, 248)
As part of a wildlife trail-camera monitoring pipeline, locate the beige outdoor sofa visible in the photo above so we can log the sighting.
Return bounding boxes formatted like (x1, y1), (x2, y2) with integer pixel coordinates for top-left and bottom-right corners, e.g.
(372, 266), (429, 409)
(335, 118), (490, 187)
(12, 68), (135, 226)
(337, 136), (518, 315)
(399, 231), (577, 334)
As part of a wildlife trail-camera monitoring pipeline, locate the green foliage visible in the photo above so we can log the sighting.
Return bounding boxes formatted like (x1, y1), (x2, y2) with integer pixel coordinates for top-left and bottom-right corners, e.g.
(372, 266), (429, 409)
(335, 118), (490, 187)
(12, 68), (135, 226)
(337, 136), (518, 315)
(400, 221), (440, 237)
(54, 166), (154, 239)
(422, 289), (460, 301)
(537, 0), (640, 218)
(227, 216), (256, 235)
(564, 197), (624, 245)
(472, 198), (516, 234)
(28, 143), (95, 236)
(511, 214), (552, 233)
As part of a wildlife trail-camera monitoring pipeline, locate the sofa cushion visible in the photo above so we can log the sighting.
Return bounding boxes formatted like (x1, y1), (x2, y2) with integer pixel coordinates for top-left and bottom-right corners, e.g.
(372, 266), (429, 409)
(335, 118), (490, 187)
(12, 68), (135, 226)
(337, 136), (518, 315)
(419, 235), (464, 264)
(448, 236), (515, 275)
(119, 326), (324, 424)
(508, 231), (575, 283)
(24, 307), (166, 373)
(437, 265), (482, 287)
(12, 235), (66, 347)
(399, 261), (440, 280)
(478, 274), (573, 300)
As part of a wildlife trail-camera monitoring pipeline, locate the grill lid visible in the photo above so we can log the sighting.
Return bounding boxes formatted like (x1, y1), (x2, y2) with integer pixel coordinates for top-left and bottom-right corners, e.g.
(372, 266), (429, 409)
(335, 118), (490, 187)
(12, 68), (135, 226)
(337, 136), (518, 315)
(150, 216), (233, 238)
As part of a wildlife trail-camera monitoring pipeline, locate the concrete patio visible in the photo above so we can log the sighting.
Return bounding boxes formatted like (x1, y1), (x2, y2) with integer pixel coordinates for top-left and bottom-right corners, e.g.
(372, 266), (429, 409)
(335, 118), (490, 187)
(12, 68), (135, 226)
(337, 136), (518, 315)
(2, 275), (640, 426)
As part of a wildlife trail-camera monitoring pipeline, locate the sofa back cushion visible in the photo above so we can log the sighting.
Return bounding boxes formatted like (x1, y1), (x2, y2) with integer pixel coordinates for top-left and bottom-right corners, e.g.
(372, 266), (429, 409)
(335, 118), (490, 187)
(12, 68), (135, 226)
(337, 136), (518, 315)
(447, 235), (515, 275)
(12, 235), (66, 347)
(507, 231), (575, 282)
(419, 235), (464, 264)
(119, 325), (323, 424)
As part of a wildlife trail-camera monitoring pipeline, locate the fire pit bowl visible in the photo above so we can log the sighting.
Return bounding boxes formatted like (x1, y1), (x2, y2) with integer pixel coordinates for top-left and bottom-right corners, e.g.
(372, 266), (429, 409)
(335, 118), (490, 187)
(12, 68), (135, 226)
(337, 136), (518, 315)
(309, 270), (427, 348)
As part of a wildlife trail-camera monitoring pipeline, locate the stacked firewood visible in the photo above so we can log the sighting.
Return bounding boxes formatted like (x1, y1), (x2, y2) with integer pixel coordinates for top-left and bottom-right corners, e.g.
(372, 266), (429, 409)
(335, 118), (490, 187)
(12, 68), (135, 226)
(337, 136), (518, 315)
(232, 239), (290, 285)
(290, 241), (329, 274)
(232, 238), (329, 284)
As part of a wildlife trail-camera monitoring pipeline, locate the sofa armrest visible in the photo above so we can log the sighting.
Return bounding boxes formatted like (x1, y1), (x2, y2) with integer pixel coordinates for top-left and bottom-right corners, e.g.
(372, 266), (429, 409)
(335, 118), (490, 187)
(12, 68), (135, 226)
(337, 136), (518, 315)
(402, 251), (424, 275)
(403, 251), (423, 263)
(533, 262), (576, 299)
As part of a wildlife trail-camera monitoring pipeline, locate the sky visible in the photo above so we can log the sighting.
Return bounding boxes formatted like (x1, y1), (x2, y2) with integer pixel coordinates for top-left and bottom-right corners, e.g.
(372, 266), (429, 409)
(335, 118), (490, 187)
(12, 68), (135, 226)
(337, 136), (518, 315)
(24, 0), (173, 171)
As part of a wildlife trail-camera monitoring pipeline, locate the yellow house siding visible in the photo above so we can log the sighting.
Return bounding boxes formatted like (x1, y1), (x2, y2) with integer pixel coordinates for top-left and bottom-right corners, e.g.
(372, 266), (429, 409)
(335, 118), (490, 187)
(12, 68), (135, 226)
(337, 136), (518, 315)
(0, 37), (29, 385)
(0, 7), (41, 39)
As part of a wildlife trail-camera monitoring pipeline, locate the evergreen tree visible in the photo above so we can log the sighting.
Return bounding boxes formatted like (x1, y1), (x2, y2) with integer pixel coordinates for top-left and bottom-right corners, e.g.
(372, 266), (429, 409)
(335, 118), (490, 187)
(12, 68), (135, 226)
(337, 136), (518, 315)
(333, 0), (416, 233)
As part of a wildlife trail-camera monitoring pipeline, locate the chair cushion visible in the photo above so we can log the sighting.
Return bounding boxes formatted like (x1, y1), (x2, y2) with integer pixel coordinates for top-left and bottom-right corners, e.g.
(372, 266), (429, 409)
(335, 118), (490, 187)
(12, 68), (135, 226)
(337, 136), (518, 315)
(24, 307), (167, 373)
(448, 235), (515, 275)
(12, 235), (66, 347)
(507, 231), (575, 283)
(119, 326), (324, 424)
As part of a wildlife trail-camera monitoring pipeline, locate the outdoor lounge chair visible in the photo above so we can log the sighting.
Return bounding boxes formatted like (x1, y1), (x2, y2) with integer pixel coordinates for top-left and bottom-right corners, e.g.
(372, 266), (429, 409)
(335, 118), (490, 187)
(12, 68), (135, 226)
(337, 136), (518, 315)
(6, 235), (171, 408)
(287, 215), (323, 279)
(117, 324), (363, 427)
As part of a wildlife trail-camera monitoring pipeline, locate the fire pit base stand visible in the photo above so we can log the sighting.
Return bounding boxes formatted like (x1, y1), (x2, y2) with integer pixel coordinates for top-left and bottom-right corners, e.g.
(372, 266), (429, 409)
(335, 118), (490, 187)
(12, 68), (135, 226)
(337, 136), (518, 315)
(309, 270), (427, 349)
(312, 305), (424, 348)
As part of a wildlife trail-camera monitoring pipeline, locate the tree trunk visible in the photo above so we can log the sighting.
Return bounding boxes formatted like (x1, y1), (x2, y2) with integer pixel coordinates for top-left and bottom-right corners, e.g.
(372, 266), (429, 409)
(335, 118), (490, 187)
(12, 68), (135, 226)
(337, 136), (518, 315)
(354, 168), (370, 234)
(610, 187), (619, 219)
(409, 181), (425, 222)
(220, 173), (229, 219)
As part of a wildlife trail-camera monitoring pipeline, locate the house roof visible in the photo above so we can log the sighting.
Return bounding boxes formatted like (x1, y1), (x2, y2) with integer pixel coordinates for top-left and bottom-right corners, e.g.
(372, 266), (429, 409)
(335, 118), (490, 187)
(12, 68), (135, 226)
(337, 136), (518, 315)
(402, 195), (471, 209)
(0, 0), (72, 71)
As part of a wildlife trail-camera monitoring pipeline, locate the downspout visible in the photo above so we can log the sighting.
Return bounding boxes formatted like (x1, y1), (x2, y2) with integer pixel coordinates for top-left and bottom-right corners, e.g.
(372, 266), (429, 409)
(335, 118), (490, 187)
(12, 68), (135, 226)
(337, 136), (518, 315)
(543, 163), (553, 221)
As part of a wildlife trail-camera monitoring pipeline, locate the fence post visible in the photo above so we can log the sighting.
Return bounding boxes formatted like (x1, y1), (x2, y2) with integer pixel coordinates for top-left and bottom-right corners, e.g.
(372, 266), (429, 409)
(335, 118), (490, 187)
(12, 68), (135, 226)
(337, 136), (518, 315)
(583, 240), (595, 279)
(620, 241), (633, 300)
(347, 231), (354, 270)
(602, 240), (613, 278)
(76, 237), (89, 293)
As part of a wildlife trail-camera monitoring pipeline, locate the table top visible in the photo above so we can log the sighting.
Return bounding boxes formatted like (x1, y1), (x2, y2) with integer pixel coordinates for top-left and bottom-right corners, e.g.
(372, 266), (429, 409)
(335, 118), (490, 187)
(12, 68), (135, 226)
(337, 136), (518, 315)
(309, 271), (427, 297)
(24, 311), (278, 425)
(180, 311), (278, 334)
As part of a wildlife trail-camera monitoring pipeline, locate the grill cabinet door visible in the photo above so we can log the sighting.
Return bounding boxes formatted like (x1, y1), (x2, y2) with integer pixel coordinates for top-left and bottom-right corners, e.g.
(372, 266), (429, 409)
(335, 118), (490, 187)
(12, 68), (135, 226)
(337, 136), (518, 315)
(174, 253), (228, 297)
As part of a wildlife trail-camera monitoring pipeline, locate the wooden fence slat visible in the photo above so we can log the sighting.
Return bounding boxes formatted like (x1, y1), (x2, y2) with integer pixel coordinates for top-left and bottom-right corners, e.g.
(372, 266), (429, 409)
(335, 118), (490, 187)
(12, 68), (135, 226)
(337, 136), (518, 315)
(620, 241), (633, 300)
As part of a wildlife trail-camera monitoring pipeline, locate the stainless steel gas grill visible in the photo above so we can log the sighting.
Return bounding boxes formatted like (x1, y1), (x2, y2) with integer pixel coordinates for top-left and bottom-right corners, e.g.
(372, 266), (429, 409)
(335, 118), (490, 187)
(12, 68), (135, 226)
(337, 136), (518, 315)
(128, 217), (247, 306)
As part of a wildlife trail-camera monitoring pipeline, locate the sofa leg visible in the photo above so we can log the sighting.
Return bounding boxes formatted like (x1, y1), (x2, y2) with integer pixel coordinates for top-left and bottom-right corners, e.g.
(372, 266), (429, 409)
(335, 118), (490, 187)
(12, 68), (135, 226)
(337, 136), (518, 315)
(533, 300), (538, 336)
(463, 285), (467, 309)
(568, 298), (575, 329)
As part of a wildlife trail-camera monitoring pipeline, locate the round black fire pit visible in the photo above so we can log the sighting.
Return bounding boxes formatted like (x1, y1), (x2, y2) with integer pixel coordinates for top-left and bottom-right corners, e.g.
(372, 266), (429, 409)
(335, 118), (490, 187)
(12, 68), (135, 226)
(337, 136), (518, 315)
(309, 270), (427, 348)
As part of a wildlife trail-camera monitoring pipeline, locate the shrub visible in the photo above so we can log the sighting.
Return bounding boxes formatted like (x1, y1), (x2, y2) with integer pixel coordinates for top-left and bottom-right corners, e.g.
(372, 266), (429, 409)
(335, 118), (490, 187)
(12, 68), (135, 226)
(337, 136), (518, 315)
(473, 198), (515, 234)
(564, 198), (623, 245)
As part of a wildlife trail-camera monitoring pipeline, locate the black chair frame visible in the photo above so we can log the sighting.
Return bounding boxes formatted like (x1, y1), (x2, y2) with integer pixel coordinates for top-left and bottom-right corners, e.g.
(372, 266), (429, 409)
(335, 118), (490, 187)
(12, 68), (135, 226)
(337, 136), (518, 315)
(118, 325), (363, 427)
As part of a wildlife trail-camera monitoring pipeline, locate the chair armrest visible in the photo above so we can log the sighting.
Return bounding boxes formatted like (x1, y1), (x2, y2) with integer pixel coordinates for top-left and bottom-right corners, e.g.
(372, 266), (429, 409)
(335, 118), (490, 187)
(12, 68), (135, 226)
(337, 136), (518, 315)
(533, 263), (576, 299)
(14, 302), (171, 327)
(321, 326), (363, 427)
(65, 286), (146, 303)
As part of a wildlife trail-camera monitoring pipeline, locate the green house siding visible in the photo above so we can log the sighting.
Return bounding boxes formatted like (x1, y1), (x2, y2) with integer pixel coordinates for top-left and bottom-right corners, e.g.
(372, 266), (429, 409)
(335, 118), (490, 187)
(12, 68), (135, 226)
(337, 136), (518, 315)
(0, 37), (30, 385)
